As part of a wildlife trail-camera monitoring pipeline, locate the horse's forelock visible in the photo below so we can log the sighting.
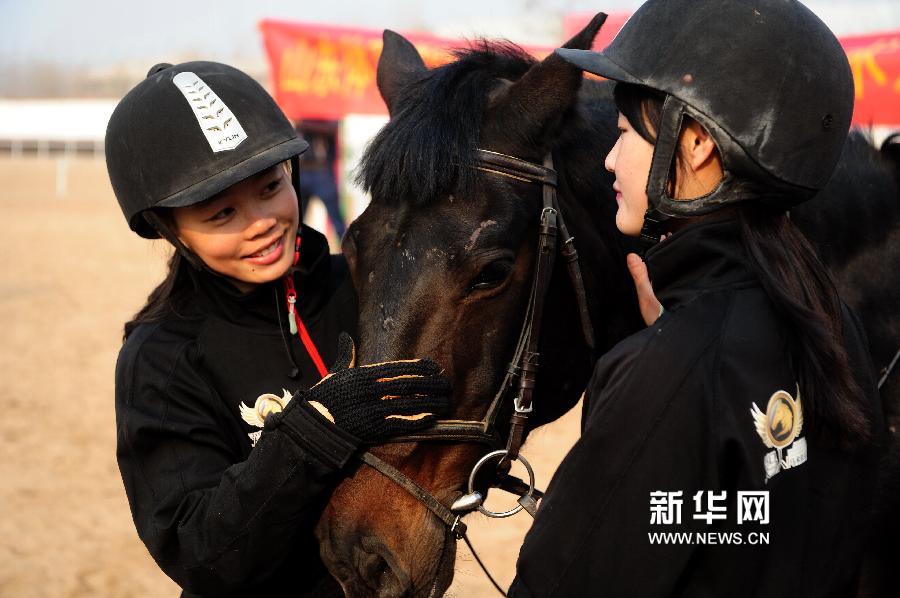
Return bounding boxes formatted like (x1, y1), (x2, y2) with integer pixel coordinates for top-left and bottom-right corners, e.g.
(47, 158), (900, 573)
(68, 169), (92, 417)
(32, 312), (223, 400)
(356, 41), (536, 207)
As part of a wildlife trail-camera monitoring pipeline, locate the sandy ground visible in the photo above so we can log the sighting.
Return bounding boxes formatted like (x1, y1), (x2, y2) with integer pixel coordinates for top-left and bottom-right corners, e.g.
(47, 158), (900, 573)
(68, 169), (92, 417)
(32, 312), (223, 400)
(0, 157), (580, 597)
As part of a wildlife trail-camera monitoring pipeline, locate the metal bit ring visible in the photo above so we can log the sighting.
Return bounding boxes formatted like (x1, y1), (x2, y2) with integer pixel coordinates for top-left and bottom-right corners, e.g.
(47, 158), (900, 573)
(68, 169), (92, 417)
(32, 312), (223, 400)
(467, 449), (536, 518)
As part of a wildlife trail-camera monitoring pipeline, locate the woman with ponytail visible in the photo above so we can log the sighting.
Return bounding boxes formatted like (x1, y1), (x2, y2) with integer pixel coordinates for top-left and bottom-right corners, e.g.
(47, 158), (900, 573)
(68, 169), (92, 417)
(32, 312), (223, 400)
(510, 1), (883, 596)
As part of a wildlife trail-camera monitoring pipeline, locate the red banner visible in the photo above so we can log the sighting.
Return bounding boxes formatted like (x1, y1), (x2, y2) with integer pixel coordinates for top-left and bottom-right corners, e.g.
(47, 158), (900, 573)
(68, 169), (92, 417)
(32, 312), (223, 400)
(842, 31), (900, 126)
(259, 20), (552, 120)
(261, 19), (900, 127)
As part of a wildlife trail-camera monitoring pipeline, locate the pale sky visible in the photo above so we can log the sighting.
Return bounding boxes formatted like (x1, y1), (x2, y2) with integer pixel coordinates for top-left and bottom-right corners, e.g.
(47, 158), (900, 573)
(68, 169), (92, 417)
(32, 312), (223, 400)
(1, 0), (898, 69)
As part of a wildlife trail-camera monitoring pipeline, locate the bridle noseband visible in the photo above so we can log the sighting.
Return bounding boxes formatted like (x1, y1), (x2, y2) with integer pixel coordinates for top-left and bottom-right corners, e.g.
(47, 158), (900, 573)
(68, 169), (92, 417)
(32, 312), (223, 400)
(356, 148), (596, 596)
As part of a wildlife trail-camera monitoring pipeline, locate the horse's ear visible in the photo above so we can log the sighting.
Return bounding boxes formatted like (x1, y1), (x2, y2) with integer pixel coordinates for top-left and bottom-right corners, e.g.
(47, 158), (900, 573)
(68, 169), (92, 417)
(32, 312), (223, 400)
(561, 12), (608, 51)
(484, 13), (608, 146)
(377, 30), (427, 117)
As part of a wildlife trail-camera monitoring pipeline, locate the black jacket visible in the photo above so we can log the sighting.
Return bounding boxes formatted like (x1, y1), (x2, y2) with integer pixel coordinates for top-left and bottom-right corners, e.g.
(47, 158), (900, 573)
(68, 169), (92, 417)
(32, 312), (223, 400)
(510, 218), (882, 597)
(115, 226), (357, 597)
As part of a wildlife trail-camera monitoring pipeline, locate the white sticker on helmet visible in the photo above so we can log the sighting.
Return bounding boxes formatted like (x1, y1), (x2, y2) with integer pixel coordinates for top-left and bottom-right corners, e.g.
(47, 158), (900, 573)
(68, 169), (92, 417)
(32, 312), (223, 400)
(172, 72), (248, 153)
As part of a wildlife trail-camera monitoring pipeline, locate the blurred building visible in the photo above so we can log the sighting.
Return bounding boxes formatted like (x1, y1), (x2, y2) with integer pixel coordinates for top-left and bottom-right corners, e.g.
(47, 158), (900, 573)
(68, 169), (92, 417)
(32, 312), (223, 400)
(0, 99), (116, 158)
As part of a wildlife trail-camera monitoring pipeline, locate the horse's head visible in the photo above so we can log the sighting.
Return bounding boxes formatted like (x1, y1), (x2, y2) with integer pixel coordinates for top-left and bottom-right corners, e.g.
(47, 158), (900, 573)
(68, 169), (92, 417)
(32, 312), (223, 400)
(316, 16), (640, 596)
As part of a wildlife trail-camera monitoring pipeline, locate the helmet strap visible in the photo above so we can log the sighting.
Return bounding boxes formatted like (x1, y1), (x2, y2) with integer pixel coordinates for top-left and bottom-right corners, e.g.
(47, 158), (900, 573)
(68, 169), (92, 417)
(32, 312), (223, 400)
(636, 95), (685, 253)
(646, 95), (694, 220)
(290, 154), (303, 215)
(142, 210), (205, 271)
(637, 208), (667, 253)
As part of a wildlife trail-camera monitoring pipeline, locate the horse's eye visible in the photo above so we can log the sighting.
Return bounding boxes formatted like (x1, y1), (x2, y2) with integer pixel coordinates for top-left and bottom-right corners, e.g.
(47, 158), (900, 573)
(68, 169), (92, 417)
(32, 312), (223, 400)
(470, 259), (513, 292)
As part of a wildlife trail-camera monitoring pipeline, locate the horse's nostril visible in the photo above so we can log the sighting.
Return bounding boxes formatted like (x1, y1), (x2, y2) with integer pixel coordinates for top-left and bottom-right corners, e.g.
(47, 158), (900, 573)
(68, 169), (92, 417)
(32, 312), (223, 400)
(358, 549), (384, 581)
(354, 540), (409, 596)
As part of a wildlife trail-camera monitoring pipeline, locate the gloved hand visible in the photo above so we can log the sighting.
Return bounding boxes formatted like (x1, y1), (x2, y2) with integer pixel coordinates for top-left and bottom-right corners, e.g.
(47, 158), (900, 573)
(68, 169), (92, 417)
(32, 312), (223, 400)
(303, 333), (450, 443)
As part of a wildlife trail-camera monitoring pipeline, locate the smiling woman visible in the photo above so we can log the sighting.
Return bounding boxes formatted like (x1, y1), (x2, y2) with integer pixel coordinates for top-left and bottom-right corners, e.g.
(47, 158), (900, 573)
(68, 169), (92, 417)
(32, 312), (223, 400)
(171, 163), (300, 292)
(104, 60), (451, 597)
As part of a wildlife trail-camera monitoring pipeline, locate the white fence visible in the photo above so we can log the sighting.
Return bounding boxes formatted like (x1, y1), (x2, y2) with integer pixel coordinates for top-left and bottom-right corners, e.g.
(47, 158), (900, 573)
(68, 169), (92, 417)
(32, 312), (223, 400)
(0, 99), (117, 158)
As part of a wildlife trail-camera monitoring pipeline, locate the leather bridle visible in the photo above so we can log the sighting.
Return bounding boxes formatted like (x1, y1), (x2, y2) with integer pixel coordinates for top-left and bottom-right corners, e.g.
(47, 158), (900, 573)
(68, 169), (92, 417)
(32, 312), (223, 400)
(878, 347), (900, 391)
(356, 148), (596, 596)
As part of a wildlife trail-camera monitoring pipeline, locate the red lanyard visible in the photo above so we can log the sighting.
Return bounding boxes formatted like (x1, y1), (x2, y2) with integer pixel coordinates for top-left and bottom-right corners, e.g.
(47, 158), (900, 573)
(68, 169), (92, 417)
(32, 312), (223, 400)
(283, 235), (328, 379)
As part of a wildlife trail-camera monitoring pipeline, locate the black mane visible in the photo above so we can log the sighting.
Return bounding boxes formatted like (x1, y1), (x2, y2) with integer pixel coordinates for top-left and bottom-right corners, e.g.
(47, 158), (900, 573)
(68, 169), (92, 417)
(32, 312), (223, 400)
(356, 41), (535, 206)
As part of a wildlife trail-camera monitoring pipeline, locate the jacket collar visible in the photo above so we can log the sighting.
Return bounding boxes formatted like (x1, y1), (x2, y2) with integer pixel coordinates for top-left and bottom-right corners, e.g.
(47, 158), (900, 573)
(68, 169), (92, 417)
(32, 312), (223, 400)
(645, 215), (757, 311)
(187, 225), (333, 327)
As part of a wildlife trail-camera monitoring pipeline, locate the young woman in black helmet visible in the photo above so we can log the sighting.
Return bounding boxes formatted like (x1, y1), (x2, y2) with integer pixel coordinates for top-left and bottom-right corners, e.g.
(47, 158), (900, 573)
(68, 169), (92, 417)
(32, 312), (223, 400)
(510, 1), (883, 596)
(106, 61), (450, 597)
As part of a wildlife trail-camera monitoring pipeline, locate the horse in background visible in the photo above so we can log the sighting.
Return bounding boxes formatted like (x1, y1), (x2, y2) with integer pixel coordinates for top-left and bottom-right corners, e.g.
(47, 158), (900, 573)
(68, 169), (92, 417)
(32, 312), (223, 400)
(314, 16), (642, 596)
(792, 130), (900, 598)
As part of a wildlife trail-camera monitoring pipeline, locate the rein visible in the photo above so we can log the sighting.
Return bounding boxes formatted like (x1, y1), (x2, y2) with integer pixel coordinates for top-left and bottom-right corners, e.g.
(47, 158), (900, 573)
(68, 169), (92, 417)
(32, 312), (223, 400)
(357, 148), (595, 596)
(878, 346), (900, 391)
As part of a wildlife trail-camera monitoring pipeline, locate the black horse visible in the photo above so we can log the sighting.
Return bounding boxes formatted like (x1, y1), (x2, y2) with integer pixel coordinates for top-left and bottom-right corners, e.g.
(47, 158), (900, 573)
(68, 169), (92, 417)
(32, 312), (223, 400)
(314, 16), (642, 596)
(792, 130), (900, 598)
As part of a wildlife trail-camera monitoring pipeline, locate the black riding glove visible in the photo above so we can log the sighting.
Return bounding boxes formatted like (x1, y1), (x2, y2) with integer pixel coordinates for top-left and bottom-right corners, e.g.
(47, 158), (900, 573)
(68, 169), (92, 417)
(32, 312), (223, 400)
(302, 333), (450, 443)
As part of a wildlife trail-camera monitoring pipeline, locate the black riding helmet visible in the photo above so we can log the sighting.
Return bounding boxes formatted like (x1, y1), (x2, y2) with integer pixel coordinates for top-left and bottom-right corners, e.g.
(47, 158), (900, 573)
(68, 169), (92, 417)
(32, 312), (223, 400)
(106, 61), (309, 242)
(556, 0), (854, 238)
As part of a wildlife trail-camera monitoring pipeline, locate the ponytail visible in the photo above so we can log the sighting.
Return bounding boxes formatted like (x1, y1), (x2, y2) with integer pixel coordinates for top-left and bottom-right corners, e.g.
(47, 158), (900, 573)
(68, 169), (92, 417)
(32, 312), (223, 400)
(123, 247), (194, 340)
(738, 205), (875, 449)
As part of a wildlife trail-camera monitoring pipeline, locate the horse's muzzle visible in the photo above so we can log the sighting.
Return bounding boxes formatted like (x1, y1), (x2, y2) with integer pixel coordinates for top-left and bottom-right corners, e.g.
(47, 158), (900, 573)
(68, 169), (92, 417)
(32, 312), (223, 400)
(319, 525), (454, 598)
(348, 535), (411, 597)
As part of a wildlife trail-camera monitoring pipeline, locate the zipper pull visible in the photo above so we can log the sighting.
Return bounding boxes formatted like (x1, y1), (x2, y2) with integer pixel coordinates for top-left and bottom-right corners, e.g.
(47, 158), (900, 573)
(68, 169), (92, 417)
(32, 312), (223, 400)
(284, 272), (299, 336)
(287, 293), (298, 335)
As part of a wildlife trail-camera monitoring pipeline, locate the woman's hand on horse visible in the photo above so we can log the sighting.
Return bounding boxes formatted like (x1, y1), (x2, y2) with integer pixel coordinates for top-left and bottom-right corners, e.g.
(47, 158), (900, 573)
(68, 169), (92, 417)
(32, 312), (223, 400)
(303, 333), (451, 442)
(627, 252), (664, 326)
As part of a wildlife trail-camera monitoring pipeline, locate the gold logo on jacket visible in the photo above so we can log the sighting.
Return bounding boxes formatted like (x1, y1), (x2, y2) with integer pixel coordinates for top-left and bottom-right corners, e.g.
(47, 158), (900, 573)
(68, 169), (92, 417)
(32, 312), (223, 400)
(751, 386), (807, 481)
(240, 388), (293, 447)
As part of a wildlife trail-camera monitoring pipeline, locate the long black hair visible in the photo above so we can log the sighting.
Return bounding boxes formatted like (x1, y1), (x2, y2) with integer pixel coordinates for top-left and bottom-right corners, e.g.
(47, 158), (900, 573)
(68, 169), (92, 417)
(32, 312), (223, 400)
(614, 82), (875, 449)
(123, 216), (195, 339)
